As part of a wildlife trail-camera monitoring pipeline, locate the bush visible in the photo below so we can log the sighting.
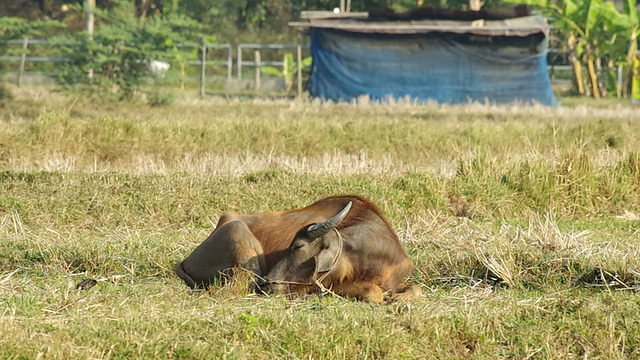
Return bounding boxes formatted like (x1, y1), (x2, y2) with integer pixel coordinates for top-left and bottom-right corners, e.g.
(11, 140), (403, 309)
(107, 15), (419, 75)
(54, 0), (204, 100)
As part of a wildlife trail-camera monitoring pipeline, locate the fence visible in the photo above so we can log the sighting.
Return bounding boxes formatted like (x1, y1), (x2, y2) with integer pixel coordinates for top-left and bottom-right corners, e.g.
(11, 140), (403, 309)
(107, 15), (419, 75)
(2, 38), (575, 98)
(0, 39), (311, 97)
(237, 43), (310, 95)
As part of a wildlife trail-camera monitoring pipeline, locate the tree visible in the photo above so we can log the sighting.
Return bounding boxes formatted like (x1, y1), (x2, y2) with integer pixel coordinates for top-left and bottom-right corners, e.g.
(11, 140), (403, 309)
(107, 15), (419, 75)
(55, 0), (204, 98)
(507, 0), (639, 97)
(0, 16), (64, 39)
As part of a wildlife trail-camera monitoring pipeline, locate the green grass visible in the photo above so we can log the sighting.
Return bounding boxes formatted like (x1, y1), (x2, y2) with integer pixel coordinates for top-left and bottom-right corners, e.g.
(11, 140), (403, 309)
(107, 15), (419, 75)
(1, 93), (640, 358)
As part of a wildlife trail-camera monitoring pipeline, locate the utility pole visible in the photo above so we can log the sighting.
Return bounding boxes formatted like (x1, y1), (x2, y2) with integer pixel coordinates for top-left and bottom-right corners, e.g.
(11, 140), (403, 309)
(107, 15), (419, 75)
(469, 0), (483, 11)
(85, 0), (95, 79)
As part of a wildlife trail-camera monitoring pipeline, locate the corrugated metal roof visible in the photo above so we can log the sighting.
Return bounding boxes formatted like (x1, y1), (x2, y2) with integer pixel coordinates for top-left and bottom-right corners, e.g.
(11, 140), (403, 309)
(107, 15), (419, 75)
(290, 8), (551, 37)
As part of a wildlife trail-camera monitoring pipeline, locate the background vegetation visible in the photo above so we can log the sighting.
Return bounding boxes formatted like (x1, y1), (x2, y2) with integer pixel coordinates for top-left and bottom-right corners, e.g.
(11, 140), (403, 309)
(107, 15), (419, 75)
(1, 92), (639, 358)
(2, 0), (639, 99)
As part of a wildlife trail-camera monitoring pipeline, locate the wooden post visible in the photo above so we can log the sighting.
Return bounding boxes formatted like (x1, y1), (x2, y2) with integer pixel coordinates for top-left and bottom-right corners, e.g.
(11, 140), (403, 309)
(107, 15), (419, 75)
(237, 48), (242, 79)
(469, 0), (483, 11)
(255, 50), (261, 91)
(85, 0), (95, 79)
(297, 45), (303, 98)
(340, 0), (345, 12)
(617, 64), (623, 99)
(18, 36), (28, 88)
(227, 46), (232, 79)
(200, 42), (207, 97)
(180, 63), (186, 90)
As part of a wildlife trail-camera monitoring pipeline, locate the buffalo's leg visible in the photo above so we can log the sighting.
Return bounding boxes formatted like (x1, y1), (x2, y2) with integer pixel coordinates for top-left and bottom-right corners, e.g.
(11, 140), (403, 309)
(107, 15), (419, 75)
(324, 282), (422, 303)
(330, 281), (385, 303)
(386, 283), (423, 302)
(176, 220), (265, 289)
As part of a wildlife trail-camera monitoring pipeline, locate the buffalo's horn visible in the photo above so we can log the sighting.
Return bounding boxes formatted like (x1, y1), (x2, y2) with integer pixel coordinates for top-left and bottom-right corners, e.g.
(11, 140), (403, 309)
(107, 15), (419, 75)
(307, 201), (352, 239)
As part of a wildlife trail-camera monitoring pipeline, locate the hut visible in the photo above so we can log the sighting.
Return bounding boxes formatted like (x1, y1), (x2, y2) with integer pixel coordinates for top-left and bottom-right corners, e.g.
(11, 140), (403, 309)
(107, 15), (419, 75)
(290, 6), (557, 105)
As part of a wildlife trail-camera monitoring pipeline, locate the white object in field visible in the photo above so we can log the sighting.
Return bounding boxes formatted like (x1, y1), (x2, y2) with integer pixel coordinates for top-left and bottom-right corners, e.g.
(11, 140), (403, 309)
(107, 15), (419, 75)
(147, 60), (171, 78)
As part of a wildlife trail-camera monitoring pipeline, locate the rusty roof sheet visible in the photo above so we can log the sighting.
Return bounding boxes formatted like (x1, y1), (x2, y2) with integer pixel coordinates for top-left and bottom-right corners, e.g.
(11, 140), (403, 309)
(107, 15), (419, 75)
(290, 14), (550, 37)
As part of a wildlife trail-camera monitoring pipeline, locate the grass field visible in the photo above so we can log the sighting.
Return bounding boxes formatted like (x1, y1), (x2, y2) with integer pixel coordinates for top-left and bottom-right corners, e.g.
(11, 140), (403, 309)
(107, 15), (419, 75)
(1, 92), (640, 359)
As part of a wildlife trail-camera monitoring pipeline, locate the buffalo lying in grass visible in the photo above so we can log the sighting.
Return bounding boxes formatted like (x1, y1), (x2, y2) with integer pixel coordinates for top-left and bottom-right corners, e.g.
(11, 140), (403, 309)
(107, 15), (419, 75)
(176, 195), (420, 302)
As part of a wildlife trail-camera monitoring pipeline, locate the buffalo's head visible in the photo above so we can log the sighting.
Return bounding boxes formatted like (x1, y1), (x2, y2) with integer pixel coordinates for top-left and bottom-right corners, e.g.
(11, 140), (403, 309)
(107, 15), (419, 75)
(254, 201), (352, 297)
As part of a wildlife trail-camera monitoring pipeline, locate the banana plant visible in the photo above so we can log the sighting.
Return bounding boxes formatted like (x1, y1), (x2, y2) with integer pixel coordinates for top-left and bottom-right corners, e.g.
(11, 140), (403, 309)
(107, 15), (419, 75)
(262, 53), (312, 93)
(507, 0), (638, 97)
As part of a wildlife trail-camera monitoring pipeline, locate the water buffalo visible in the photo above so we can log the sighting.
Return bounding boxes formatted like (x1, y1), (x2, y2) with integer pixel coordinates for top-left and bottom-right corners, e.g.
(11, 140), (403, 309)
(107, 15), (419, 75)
(175, 195), (420, 302)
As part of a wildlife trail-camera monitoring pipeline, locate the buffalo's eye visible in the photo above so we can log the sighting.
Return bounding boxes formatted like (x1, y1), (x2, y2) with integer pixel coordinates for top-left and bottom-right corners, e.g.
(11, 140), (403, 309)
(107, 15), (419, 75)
(291, 241), (306, 251)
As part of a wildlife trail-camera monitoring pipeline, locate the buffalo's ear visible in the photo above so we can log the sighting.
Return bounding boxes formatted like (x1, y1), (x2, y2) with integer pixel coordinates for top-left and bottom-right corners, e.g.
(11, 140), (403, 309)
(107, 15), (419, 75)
(313, 234), (343, 273)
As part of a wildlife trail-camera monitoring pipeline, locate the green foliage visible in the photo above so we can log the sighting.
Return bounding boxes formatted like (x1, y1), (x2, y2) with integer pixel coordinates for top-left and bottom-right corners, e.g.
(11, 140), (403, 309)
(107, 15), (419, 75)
(0, 17), (65, 39)
(507, 0), (637, 57)
(53, 0), (204, 99)
(175, 0), (433, 43)
(508, 0), (639, 96)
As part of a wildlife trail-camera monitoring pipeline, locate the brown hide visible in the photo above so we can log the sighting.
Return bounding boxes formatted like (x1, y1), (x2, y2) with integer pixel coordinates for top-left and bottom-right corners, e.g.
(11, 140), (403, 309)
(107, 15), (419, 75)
(223, 195), (403, 270)
(255, 196), (414, 300)
(176, 195), (414, 300)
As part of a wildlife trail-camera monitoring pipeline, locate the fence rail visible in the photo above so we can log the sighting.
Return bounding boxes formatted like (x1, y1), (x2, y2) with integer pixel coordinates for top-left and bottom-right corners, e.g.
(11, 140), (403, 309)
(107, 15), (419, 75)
(237, 43), (311, 78)
(0, 56), (69, 62)
(0, 38), (312, 96)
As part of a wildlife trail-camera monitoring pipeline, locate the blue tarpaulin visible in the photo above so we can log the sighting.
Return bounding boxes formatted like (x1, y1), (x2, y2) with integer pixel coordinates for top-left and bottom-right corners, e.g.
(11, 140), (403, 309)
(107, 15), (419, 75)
(309, 29), (557, 106)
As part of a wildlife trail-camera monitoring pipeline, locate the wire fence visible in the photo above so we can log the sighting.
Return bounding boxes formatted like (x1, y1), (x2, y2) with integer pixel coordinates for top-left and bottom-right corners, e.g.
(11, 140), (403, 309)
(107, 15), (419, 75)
(0, 38), (312, 96)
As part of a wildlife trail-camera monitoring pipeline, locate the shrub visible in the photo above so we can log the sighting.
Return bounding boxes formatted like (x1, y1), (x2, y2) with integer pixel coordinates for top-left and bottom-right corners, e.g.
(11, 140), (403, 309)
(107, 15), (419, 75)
(54, 0), (204, 100)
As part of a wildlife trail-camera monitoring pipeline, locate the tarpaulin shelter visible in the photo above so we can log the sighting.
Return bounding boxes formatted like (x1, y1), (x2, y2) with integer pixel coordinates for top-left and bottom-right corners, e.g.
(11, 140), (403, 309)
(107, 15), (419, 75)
(290, 6), (557, 106)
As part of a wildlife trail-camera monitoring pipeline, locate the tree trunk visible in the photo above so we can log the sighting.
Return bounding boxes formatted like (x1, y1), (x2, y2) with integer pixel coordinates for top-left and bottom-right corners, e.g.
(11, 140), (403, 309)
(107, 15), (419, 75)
(567, 34), (585, 96)
(625, 30), (639, 98)
(632, 57), (640, 101)
(138, 0), (151, 22)
(569, 54), (585, 96)
(585, 45), (600, 98)
(595, 45), (606, 97)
